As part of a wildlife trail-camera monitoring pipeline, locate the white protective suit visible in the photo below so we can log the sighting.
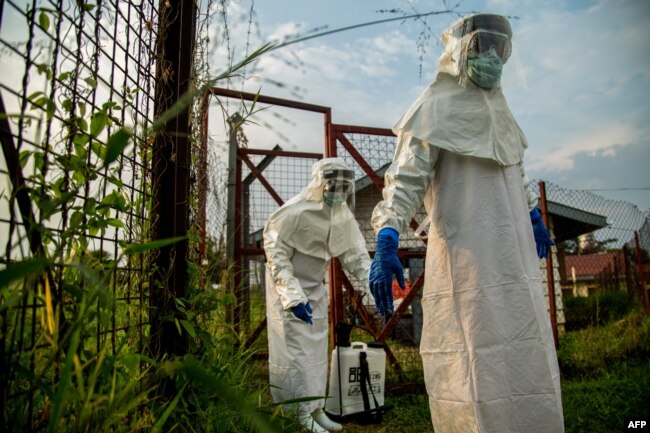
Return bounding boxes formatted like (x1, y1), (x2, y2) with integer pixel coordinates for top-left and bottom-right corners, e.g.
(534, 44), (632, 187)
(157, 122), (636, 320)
(264, 158), (371, 416)
(371, 15), (564, 433)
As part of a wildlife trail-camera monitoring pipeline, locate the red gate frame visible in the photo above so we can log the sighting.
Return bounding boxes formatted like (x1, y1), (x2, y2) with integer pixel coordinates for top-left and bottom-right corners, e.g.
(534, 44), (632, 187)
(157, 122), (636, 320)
(199, 88), (426, 376)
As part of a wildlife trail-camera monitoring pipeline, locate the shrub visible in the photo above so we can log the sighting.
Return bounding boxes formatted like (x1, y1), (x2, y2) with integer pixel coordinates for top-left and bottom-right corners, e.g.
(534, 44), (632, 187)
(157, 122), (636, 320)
(564, 291), (637, 331)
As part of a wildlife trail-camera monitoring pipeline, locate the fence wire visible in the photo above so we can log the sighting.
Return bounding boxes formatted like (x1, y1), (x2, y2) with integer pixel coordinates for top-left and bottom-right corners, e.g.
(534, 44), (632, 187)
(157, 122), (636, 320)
(533, 181), (650, 315)
(1, 0), (159, 429)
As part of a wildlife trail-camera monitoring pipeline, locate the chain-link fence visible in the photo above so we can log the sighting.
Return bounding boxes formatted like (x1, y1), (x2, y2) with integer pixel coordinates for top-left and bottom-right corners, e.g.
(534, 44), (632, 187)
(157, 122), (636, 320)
(533, 181), (650, 329)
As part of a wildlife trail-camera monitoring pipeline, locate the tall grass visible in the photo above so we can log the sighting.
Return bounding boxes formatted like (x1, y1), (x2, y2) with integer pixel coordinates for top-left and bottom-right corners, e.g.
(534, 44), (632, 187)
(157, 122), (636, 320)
(558, 309), (650, 433)
(558, 308), (650, 378)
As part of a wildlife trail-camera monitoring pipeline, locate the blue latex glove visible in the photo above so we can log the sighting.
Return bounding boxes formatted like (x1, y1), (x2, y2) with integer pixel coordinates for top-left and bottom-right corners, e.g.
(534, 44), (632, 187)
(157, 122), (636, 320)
(291, 302), (313, 325)
(369, 227), (405, 316)
(530, 208), (555, 259)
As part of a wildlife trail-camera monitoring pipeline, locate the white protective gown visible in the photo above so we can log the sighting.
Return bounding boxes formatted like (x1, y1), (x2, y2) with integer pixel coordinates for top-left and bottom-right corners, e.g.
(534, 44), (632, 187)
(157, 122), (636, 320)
(264, 158), (371, 415)
(372, 73), (565, 432)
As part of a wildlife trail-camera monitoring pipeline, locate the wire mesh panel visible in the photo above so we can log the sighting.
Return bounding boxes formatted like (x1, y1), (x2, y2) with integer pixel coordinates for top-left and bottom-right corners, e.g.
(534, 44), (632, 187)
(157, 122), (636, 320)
(239, 152), (320, 343)
(0, 0), (159, 429)
(533, 181), (650, 329)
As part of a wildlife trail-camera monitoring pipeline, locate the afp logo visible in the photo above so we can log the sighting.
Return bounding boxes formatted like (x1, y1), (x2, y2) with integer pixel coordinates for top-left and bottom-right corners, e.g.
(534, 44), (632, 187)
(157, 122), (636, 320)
(625, 417), (648, 431)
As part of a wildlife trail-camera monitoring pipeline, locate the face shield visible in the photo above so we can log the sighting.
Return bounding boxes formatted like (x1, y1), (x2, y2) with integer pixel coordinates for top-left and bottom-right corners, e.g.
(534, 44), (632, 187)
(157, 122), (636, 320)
(438, 14), (524, 90)
(321, 168), (355, 211)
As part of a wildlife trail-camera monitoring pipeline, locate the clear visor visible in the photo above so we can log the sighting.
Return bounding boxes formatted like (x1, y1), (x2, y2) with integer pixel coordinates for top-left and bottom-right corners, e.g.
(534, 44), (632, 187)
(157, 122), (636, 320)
(322, 173), (355, 211)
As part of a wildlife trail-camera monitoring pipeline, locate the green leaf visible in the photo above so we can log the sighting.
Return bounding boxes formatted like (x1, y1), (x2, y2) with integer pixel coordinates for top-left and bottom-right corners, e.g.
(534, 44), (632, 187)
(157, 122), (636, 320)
(97, 191), (117, 209)
(36, 63), (52, 79)
(38, 11), (50, 32)
(150, 383), (185, 433)
(179, 319), (196, 338)
(73, 140), (87, 158)
(103, 128), (132, 166)
(62, 98), (73, 113)
(106, 218), (124, 229)
(70, 211), (84, 228)
(72, 134), (88, 149)
(0, 258), (49, 287)
(76, 117), (88, 132)
(222, 293), (237, 306)
(33, 151), (45, 171)
(84, 76), (97, 89)
(123, 236), (187, 255)
(19, 150), (31, 168)
(90, 111), (109, 137)
(180, 358), (284, 433)
(72, 169), (86, 186)
(84, 3), (96, 12)
(83, 197), (97, 214)
(48, 319), (82, 433)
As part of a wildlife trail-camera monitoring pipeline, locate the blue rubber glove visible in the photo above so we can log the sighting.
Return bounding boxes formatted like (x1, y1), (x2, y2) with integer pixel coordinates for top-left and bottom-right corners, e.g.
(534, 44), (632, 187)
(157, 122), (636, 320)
(530, 208), (555, 259)
(291, 302), (313, 325)
(369, 227), (405, 316)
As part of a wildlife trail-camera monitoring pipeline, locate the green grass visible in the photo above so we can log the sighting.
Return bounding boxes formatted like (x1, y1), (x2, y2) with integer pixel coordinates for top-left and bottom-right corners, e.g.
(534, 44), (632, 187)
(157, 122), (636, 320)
(562, 362), (650, 433)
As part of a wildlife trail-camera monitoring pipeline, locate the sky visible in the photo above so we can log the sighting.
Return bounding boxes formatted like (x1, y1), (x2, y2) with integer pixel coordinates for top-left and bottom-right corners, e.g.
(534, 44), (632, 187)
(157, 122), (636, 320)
(206, 0), (650, 213)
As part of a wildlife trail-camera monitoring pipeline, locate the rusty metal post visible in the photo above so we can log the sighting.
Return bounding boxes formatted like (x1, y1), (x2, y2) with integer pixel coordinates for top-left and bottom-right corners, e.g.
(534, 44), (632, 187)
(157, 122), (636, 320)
(234, 152), (244, 337)
(325, 117), (345, 348)
(224, 114), (241, 329)
(150, 0), (197, 358)
(197, 92), (211, 272)
(634, 231), (649, 310)
(623, 245), (634, 297)
(539, 181), (559, 348)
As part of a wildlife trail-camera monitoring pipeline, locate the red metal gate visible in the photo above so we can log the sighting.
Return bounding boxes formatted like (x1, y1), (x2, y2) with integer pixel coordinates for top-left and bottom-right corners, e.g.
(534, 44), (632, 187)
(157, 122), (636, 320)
(200, 88), (429, 386)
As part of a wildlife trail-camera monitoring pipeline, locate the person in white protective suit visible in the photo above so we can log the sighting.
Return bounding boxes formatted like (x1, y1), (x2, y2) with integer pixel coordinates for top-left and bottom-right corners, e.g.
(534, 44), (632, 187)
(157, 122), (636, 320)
(264, 157), (372, 433)
(368, 14), (565, 433)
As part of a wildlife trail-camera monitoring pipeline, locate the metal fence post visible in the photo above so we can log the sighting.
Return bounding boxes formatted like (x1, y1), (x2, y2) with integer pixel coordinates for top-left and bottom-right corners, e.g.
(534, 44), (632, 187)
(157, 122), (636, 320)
(539, 181), (559, 348)
(150, 0), (197, 358)
(623, 245), (634, 297)
(634, 231), (649, 310)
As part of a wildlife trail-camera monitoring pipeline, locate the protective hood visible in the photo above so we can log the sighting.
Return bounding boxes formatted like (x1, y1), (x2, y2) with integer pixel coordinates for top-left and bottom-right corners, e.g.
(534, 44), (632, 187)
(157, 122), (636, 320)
(392, 72), (527, 166)
(265, 157), (363, 260)
(437, 13), (513, 89)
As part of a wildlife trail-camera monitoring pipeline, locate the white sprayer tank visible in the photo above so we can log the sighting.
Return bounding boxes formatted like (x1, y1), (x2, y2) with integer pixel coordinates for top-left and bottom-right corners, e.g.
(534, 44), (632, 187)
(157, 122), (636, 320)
(325, 341), (386, 416)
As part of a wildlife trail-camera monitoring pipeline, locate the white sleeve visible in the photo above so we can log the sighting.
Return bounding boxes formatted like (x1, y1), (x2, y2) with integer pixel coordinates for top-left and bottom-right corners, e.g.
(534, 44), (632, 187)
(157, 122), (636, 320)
(337, 223), (372, 295)
(520, 162), (539, 211)
(263, 225), (308, 310)
(371, 134), (439, 234)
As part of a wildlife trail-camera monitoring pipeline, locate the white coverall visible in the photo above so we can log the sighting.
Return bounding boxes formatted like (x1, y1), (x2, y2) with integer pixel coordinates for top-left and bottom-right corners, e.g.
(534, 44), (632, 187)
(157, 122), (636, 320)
(264, 158), (371, 415)
(371, 31), (565, 433)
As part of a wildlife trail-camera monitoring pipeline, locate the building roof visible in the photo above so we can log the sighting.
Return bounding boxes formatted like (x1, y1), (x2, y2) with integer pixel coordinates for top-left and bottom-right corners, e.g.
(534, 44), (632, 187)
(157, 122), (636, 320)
(564, 252), (621, 278)
(547, 201), (608, 243)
